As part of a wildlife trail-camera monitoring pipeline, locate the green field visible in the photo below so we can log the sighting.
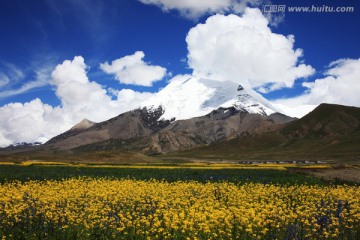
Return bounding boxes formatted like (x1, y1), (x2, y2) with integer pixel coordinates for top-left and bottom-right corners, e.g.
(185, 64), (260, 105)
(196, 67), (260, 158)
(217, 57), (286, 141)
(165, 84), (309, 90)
(0, 164), (325, 185)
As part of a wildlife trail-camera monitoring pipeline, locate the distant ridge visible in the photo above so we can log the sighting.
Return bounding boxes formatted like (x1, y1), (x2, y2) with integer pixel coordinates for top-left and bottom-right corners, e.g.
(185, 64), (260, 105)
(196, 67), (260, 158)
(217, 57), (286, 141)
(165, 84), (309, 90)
(176, 103), (360, 161)
(281, 103), (360, 138)
(1, 103), (359, 162)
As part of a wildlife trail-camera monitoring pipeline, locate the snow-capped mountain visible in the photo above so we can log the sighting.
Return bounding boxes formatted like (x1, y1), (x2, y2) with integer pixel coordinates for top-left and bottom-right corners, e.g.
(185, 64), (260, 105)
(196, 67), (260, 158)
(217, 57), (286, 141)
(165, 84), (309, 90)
(38, 76), (291, 152)
(142, 76), (280, 121)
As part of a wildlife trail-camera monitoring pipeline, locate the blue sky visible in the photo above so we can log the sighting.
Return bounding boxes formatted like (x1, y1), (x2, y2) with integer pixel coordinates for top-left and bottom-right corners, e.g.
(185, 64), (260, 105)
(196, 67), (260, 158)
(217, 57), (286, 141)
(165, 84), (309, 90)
(0, 1), (186, 104)
(0, 0), (359, 145)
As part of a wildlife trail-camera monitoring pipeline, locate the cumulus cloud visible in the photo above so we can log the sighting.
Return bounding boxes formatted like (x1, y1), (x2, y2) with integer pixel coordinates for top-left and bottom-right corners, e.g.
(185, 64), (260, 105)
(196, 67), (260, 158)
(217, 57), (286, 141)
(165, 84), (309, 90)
(138, 0), (261, 19)
(272, 103), (317, 119)
(186, 8), (315, 92)
(50, 56), (117, 122)
(116, 89), (155, 112)
(50, 56), (155, 122)
(0, 56), (154, 147)
(100, 51), (167, 86)
(0, 99), (68, 146)
(274, 58), (360, 117)
(301, 58), (360, 105)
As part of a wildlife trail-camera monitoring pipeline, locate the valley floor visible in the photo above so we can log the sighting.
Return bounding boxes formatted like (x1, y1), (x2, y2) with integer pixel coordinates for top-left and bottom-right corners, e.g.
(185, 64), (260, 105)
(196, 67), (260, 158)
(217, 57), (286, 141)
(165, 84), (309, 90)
(2, 159), (359, 183)
(290, 165), (360, 184)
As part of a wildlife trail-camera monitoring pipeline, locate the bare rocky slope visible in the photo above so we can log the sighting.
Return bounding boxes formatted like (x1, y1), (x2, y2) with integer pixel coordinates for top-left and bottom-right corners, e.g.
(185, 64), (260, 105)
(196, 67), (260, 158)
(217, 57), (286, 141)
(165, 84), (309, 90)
(43, 77), (296, 153)
(60, 106), (295, 154)
(46, 119), (96, 145)
(45, 107), (172, 150)
(175, 104), (360, 161)
(2, 103), (359, 163)
(137, 109), (294, 154)
(5, 78), (290, 154)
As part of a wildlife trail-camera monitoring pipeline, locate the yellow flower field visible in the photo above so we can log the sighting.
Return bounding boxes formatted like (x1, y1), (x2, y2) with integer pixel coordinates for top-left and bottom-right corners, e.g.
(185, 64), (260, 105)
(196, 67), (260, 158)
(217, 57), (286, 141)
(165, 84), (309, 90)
(0, 178), (359, 239)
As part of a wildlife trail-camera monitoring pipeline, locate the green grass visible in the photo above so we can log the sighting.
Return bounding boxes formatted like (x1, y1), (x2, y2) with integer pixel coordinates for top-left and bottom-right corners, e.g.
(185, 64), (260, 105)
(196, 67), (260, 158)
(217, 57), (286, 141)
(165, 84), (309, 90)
(0, 164), (327, 185)
(171, 130), (360, 162)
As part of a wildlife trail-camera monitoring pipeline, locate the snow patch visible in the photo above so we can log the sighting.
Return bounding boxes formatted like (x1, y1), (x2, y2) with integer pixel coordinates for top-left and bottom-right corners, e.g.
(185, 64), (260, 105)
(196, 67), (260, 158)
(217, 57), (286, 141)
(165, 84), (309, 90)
(142, 76), (278, 121)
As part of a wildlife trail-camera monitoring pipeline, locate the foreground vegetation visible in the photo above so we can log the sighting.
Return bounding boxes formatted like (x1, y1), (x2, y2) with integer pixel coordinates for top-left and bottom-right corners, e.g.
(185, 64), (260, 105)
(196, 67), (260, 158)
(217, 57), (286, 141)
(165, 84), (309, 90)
(0, 164), (359, 239)
(1, 178), (359, 239)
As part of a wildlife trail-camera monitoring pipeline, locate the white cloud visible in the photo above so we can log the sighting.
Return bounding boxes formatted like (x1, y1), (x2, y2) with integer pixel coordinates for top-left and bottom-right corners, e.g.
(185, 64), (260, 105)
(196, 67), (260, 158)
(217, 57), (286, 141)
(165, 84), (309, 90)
(0, 64), (51, 98)
(50, 55), (155, 122)
(272, 103), (317, 119)
(116, 89), (154, 112)
(0, 99), (69, 146)
(50, 56), (116, 121)
(0, 63), (25, 88)
(0, 73), (9, 87)
(1, 63), (25, 81)
(301, 58), (360, 106)
(138, 0), (261, 19)
(186, 8), (315, 92)
(0, 77), (48, 98)
(107, 87), (119, 97)
(0, 56), (154, 147)
(273, 58), (360, 118)
(100, 51), (167, 86)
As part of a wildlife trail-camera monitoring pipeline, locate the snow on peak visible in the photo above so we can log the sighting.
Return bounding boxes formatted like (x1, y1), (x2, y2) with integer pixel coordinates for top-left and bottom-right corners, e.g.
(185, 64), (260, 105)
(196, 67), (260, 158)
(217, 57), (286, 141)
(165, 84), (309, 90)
(141, 75), (279, 121)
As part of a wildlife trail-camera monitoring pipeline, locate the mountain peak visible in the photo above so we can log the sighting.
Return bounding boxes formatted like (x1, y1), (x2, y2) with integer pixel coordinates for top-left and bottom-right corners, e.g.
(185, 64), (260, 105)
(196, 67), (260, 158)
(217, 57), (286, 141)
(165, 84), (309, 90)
(70, 118), (96, 131)
(141, 76), (279, 121)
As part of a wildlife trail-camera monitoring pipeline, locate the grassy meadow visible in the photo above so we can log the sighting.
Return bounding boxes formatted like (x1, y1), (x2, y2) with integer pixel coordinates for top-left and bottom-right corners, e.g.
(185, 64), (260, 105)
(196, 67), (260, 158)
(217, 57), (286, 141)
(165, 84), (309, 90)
(0, 162), (359, 239)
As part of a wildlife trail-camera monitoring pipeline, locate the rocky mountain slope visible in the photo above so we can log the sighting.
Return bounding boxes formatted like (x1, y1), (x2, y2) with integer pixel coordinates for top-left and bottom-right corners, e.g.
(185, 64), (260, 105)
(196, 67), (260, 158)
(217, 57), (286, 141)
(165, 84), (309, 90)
(44, 78), (289, 151)
(11, 78), (360, 162)
(2, 103), (359, 162)
(176, 104), (360, 161)
(139, 110), (294, 154)
(46, 119), (96, 145)
(72, 107), (294, 154)
(45, 107), (171, 150)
